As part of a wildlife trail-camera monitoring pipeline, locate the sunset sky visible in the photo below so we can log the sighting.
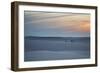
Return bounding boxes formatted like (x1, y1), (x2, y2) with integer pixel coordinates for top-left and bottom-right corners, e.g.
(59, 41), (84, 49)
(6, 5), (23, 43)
(24, 11), (90, 37)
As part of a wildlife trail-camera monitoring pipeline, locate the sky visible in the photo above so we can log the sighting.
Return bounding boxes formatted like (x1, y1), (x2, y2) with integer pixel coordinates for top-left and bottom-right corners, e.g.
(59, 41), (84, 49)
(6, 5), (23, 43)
(24, 11), (90, 37)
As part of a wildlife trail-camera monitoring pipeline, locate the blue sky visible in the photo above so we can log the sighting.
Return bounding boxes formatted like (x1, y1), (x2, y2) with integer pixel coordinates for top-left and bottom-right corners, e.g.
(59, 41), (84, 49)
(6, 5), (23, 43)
(24, 11), (90, 37)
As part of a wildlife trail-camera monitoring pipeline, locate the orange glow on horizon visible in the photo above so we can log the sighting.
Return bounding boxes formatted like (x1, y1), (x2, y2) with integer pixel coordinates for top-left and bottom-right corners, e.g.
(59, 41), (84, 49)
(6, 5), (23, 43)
(77, 22), (90, 32)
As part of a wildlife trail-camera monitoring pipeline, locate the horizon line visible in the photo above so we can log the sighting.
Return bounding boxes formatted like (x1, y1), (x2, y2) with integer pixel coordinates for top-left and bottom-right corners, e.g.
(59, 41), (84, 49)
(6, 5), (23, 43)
(25, 36), (90, 38)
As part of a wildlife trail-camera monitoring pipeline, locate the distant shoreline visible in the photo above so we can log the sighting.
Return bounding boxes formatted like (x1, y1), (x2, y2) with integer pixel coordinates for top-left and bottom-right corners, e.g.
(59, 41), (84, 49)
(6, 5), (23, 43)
(25, 36), (90, 41)
(25, 36), (90, 38)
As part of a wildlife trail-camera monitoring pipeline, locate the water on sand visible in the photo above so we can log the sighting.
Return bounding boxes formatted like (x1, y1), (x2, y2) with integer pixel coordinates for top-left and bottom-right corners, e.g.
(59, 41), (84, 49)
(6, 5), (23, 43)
(24, 37), (90, 61)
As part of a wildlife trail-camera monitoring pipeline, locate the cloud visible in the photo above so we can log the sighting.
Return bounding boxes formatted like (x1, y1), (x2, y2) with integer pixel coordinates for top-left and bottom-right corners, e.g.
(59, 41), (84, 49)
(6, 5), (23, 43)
(24, 11), (90, 37)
